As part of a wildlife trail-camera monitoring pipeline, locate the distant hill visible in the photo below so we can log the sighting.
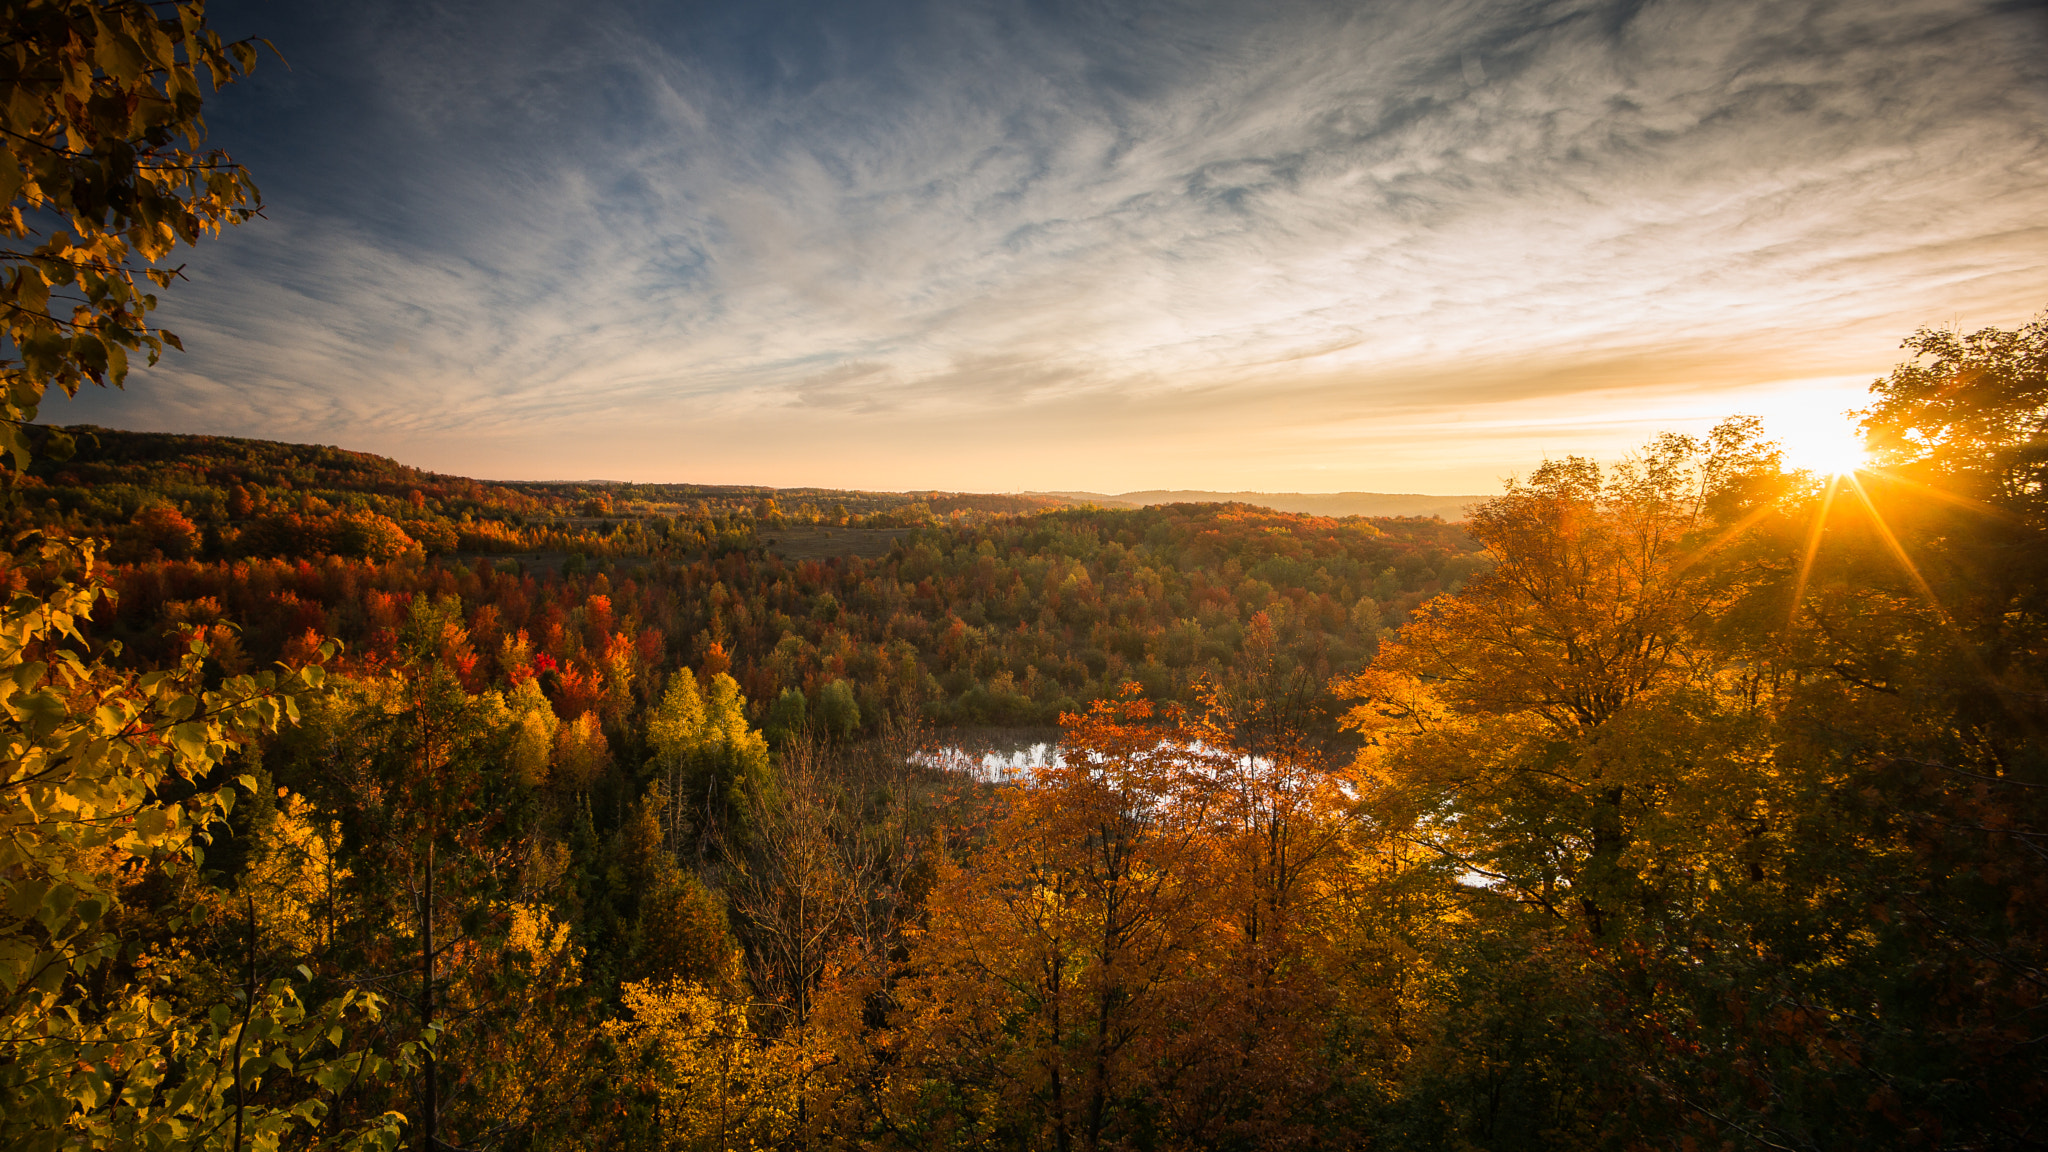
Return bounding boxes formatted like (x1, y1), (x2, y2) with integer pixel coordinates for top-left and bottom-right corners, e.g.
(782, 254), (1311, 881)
(1034, 489), (1488, 520)
(27, 427), (1484, 549)
(30, 428), (1071, 527)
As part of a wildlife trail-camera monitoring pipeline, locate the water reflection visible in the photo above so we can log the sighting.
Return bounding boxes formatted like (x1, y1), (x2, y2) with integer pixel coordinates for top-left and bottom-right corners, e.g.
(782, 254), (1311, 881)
(916, 741), (1065, 784)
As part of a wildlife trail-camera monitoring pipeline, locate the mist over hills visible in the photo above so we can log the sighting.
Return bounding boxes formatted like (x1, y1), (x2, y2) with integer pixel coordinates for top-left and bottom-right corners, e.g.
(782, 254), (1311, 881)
(1036, 490), (1485, 520)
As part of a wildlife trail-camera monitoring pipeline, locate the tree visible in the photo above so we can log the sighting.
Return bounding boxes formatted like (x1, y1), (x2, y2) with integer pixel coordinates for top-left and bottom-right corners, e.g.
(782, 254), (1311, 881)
(728, 736), (883, 1138)
(891, 687), (1219, 1151)
(328, 510), (416, 562)
(124, 501), (199, 559)
(1335, 421), (1783, 937)
(815, 677), (860, 742)
(1863, 311), (2048, 515)
(1720, 311), (2048, 1147)
(764, 686), (808, 748)
(605, 979), (796, 1152)
(646, 667), (772, 858)
(1327, 322), (2048, 1147)
(1327, 423), (1807, 1146)
(1599, 314), (2048, 1148)
(1164, 673), (1359, 1147)
(271, 598), (591, 1150)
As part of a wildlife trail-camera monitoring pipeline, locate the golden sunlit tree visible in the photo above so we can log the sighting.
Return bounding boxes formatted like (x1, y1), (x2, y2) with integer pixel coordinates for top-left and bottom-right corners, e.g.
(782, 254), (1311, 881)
(1722, 310), (2048, 1148)
(1164, 648), (1362, 1146)
(885, 689), (1220, 1151)
(1335, 313), (2048, 1147)
(1335, 420), (1786, 939)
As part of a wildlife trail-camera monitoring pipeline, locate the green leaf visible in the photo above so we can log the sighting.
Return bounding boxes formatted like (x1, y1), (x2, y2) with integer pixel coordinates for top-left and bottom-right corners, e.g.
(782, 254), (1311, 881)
(170, 721), (208, 760)
(15, 687), (68, 736)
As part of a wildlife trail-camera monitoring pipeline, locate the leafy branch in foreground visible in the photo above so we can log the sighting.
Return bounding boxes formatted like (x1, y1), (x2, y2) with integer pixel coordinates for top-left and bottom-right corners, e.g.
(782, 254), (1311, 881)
(0, 0), (267, 470)
(0, 4), (413, 1149)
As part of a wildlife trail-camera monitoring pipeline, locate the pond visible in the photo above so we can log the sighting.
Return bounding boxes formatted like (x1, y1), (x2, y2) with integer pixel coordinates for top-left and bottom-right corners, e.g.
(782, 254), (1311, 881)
(914, 726), (1067, 783)
(915, 740), (1066, 783)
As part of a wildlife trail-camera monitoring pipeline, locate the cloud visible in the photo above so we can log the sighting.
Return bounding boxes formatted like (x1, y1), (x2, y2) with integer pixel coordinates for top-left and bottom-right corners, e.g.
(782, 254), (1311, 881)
(61, 0), (2048, 491)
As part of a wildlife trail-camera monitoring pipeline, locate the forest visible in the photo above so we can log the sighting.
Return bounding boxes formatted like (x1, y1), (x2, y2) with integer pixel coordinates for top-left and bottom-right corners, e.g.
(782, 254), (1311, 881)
(13, 423), (1484, 731)
(3, 4), (2043, 1151)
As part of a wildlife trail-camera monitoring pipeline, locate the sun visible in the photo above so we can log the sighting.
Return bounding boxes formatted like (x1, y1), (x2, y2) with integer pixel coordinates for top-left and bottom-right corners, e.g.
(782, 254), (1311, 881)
(1776, 415), (1873, 477)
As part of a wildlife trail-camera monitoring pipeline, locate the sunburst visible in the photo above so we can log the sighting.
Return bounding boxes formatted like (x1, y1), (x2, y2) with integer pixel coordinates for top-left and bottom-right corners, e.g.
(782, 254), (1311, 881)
(1778, 417), (1873, 479)
(1787, 474), (1842, 625)
(1778, 458), (1985, 673)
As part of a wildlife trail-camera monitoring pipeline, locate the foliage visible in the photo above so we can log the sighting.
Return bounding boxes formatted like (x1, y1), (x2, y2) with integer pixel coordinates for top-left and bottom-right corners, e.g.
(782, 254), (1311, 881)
(606, 979), (798, 1151)
(0, 534), (402, 1150)
(648, 667), (773, 857)
(861, 684), (1361, 1151)
(264, 607), (602, 1148)
(8, 419), (1476, 720)
(1322, 314), (2048, 1149)
(1864, 312), (2048, 511)
(1336, 420), (1783, 937)
(0, 5), (417, 1147)
(0, 0), (266, 471)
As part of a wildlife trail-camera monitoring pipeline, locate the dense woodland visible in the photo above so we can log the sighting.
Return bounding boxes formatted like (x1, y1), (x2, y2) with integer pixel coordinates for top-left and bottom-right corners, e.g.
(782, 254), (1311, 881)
(13, 424), (1483, 731)
(3, 5), (2044, 1152)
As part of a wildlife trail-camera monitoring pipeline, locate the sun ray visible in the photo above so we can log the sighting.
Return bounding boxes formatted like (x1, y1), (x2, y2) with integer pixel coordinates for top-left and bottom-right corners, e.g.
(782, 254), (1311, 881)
(1842, 472), (1959, 634)
(1838, 473), (2024, 725)
(1856, 467), (2017, 522)
(1671, 501), (1780, 576)
(1788, 475), (1840, 625)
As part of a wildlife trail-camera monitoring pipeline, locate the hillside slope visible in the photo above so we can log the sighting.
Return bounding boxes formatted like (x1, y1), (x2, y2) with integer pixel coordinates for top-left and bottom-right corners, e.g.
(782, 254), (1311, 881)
(1037, 489), (1484, 519)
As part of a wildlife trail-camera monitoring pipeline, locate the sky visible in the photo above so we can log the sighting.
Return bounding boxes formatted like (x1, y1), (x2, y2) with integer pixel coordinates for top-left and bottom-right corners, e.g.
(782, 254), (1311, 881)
(60, 0), (2048, 494)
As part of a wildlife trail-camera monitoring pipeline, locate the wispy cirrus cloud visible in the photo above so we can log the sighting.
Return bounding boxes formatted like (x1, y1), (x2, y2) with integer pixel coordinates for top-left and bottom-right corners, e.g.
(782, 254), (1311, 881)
(63, 0), (2048, 491)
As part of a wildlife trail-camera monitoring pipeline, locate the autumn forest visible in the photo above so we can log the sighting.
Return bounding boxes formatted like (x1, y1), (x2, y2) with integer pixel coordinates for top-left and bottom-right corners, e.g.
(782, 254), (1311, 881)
(4, 4), (2045, 1152)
